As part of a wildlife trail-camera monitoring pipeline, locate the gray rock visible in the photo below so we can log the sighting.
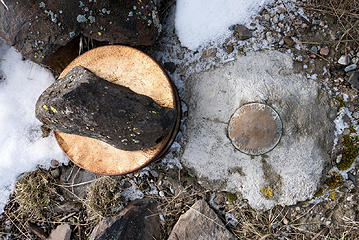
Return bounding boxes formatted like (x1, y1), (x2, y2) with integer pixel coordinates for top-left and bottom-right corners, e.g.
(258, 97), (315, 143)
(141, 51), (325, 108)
(338, 55), (349, 65)
(168, 200), (236, 240)
(349, 72), (359, 91)
(182, 51), (336, 210)
(345, 64), (358, 73)
(0, 0), (161, 66)
(266, 32), (275, 43)
(59, 165), (97, 200)
(36, 66), (177, 151)
(232, 25), (253, 41)
(89, 198), (160, 240)
(47, 224), (71, 240)
(50, 168), (60, 179)
(352, 111), (359, 119)
(311, 46), (318, 53)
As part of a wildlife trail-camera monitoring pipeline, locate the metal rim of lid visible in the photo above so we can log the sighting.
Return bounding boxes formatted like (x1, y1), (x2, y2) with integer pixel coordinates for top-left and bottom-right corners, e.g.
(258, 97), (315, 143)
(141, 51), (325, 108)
(228, 103), (283, 156)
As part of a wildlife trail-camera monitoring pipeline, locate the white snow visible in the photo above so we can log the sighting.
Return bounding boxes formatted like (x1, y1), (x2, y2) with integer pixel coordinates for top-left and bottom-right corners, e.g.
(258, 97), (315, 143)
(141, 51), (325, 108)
(0, 43), (67, 214)
(175, 0), (275, 50)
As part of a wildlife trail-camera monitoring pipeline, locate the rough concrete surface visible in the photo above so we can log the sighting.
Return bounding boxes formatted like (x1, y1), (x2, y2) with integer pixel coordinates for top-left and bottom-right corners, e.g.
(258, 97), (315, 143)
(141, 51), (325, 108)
(182, 50), (336, 209)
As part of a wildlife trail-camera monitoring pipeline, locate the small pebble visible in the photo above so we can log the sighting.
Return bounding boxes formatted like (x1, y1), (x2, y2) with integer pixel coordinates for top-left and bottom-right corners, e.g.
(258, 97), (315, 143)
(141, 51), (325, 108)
(345, 64), (357, 72)
(272, 15), (279, 24)
(50, 168), (60, 178)
(320, 47), (329, 56)
(352, 111), (359, 119)
(312, 19), (321, 25)
(283, 218), (289, 225)
(338, 55), (349, 65)
(311, 46), (318, 53)
(347, 172), (356, 185)
(159, 191), (165, 197)
(264, 14), (270, 21)
(51, 159), (59, 167)
(301, 23), (308, 28)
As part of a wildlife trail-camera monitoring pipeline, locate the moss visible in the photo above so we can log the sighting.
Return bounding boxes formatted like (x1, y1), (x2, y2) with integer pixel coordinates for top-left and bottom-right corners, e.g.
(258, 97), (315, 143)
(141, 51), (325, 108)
(324, 172), (344, 190)
(334, 96), (346, 109)
(313, 187), (326, 198)
(227, 192), (236, 205)
(86, 176), (124, 219)
(14, 169), (59, 220)
(349, 125), (357, 134)
(337, 134), (359, 171)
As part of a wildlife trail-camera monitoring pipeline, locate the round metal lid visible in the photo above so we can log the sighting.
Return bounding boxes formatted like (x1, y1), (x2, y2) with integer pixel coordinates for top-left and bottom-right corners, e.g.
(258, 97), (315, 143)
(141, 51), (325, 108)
(228, 103), (282, 155)
(55, 45), (180, 175)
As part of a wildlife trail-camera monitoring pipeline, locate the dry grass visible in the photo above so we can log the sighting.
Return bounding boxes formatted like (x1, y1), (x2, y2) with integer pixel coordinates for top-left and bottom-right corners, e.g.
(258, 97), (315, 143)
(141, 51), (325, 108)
(230, 204), (359, 240)
(303, 0), (359, 51)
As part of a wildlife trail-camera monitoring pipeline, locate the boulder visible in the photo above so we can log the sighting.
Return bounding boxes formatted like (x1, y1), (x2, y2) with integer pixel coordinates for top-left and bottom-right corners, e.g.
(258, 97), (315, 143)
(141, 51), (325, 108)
(0, 0), (161, 66)
(89, 198), (161, 240)
(36, 66), (176, 151)
(168, 200), (236, 240)
(182, 50), (336, 210)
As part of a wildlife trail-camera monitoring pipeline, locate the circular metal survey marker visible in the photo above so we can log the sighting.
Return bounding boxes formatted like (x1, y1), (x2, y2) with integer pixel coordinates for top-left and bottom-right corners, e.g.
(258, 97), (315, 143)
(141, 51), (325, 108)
(228, 103), (282, 155)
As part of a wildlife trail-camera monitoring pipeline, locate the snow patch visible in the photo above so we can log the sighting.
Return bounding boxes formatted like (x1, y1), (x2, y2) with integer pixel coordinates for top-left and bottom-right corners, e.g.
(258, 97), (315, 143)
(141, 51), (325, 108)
(175, 0), (276, 50)
(0, 43), (67, 214)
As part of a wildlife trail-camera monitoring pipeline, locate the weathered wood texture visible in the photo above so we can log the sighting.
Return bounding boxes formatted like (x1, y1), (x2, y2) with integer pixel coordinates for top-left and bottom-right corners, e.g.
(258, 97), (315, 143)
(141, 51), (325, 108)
(36, 66), (176, 151)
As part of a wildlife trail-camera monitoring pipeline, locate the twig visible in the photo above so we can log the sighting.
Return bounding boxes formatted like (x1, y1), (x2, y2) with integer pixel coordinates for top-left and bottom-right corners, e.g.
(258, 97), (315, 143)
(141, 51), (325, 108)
(58, 212), (77, 222)
(1, 0), (8, 10)
(3, 212), (32, 239)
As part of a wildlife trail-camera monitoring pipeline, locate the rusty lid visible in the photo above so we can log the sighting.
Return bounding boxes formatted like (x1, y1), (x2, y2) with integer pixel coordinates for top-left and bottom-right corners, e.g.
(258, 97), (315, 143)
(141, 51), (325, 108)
(55, 45), (180, 175)
(228, 103), (282, 155)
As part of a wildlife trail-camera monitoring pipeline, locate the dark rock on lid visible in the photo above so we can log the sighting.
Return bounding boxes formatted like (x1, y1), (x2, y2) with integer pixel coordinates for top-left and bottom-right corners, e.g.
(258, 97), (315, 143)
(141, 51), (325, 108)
(35, 66), (176, 151)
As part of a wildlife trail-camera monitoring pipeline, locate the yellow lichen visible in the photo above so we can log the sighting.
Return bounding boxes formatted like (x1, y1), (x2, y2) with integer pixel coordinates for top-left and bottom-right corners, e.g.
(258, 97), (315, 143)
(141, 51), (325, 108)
(97, 32), (102, 36)
(329, 191), (336, 200)
(50, 106), (57, 113)
(260, 187), (273, 197)
(42, 105), (48, 111)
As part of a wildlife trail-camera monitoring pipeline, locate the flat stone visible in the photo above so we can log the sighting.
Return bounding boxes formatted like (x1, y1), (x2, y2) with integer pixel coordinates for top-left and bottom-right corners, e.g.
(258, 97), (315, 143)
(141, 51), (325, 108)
(349, 72), (359, 91)
(89, 198), (161, 240)
(182, 50), (336, 210)
(344, 64), (358, 73)
(232, 24), (253, 41)
(36, 66), (176, 151)
(48, 224), (71, 240)
(168, 200), (236, 240)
